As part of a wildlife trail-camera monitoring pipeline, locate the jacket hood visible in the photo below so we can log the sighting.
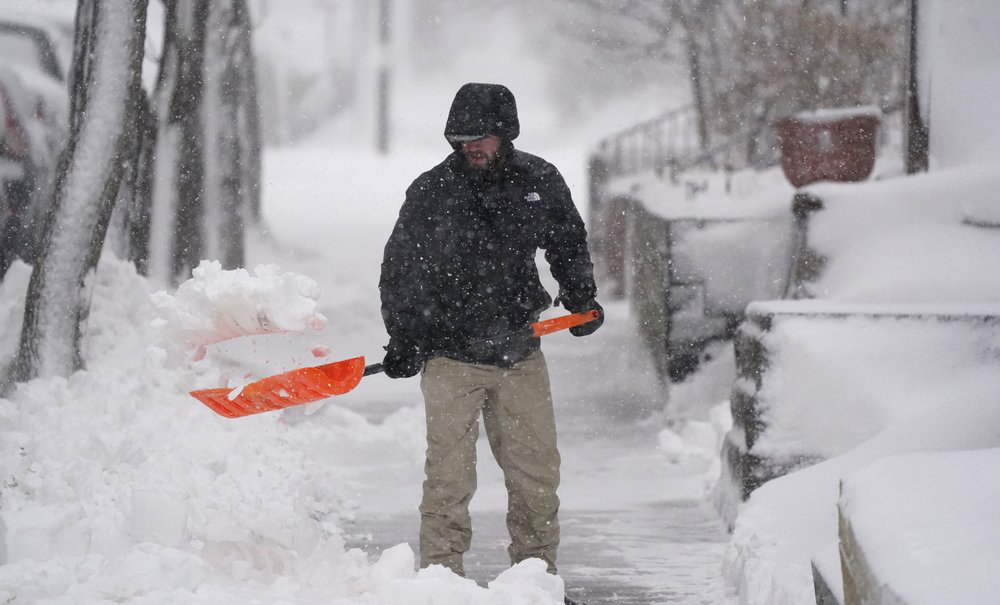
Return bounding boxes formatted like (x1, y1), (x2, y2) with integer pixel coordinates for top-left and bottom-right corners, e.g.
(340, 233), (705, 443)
(444, 83), (519, 147)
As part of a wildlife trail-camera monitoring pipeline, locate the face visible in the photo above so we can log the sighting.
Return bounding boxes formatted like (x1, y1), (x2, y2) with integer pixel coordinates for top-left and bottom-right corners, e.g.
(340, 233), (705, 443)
(460, 135), (503, 170)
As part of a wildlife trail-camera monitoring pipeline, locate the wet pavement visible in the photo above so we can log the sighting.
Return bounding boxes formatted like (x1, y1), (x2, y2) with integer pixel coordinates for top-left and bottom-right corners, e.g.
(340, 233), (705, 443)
(345, 501), (733, 604)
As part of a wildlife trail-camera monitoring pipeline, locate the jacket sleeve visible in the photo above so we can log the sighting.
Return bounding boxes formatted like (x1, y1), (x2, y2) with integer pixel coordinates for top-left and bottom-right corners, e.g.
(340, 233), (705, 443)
(379, 182), (429, 349)
(539, 167), (598, 308)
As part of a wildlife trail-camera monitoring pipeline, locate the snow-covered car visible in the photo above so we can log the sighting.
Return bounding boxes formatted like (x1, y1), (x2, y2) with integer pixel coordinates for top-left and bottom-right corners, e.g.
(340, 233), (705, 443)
(0, 8), (71, 274)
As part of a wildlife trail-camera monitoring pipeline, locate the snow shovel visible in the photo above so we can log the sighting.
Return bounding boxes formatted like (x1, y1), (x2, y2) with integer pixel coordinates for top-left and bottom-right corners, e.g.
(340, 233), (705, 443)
(190, 310), (600, 419)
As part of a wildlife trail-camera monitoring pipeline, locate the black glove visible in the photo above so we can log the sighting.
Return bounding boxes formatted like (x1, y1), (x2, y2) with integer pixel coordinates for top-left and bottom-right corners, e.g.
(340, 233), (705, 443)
(565, 299), (604, 337)
(382, 341), (423, 379)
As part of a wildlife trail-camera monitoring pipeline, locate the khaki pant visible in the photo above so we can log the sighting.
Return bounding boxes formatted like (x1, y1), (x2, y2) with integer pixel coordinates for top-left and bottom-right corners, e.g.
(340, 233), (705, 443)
(418, 351), (561, 576)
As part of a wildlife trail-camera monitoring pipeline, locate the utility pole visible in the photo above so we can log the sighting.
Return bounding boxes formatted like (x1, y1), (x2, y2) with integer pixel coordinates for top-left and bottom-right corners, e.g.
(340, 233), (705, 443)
(376, 0), (391, 154)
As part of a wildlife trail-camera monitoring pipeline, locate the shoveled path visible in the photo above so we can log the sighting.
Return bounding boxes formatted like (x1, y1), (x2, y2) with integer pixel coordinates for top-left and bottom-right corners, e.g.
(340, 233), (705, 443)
(345, 501), (731, 604)
(340, 302), (737, 604)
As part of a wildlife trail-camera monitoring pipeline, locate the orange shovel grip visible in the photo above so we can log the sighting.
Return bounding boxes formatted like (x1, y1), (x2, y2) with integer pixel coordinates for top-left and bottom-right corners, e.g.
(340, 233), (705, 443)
(530, 310), (601, 337)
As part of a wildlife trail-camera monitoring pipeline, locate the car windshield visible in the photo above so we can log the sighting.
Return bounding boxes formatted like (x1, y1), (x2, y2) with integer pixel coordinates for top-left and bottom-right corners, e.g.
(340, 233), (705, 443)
(0, 30), (44, 73)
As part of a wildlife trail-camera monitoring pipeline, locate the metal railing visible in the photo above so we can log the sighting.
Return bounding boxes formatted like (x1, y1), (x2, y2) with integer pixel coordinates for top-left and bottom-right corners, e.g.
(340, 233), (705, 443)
(592, 104), (781, 184)
(594, 105), (701, 179)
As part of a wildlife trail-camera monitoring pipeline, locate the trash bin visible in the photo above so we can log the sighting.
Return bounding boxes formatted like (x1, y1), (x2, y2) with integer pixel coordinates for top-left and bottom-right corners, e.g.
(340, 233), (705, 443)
(773, 108), (880, 188)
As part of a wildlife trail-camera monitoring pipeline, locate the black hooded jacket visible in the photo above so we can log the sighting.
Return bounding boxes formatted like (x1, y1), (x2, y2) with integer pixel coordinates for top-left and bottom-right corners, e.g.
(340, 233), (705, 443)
(379, 84), (596, 366)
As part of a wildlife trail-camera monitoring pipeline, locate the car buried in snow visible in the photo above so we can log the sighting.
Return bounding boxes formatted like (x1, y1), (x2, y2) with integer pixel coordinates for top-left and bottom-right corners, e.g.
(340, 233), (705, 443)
(0, 6), (72, 277)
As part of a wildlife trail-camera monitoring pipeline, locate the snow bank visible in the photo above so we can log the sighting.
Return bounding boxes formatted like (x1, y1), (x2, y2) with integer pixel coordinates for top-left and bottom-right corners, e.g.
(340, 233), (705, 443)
(357, 552), (564, 605)
(658, 416), (721, 466)
(723, 353), (1000, 605)
(748, 311), (1000, 460)
(653, 342), (735, 498)
(0, 255), (564, 604)
(839, 448), (1000, 605)
(720, 162), (1000, 601)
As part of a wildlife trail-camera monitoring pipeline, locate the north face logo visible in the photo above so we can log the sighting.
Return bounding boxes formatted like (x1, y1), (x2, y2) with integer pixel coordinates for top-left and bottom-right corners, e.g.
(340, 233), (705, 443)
(524, 192), (541, 202)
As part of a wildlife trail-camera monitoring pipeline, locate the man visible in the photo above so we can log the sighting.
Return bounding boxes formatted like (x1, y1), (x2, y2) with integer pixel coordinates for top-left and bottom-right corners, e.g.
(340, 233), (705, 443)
(378, 83), (602, 602)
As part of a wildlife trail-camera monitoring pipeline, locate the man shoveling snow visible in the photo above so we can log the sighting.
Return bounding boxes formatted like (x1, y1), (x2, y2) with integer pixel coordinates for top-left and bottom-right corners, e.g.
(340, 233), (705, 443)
(151, 83), (604, 602)
(378, 83), (603, 605)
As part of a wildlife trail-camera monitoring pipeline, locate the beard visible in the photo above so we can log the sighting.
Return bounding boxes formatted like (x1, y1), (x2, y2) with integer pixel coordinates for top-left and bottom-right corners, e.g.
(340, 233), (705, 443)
(463, 147), (504, 171)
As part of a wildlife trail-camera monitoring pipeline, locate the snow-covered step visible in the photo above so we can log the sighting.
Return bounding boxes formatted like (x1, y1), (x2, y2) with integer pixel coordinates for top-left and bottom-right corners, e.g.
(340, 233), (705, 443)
(718, 301), (1000, 527)
(786, 166), (1000, 302)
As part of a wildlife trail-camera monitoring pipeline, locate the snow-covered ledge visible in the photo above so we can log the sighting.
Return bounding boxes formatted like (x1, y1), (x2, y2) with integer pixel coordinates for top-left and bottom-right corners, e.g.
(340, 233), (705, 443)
(790, 165), (1000, 302)
(723, 399), (1000, 605)
(718, 301), (1000, 528)
(838, 449), (1000, 605)
(720, 297), (1000, 604)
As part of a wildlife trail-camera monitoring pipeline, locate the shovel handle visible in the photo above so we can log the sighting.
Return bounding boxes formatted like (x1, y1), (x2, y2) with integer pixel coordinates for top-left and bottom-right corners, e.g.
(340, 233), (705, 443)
(531, 310), (601, 337)
(368, 311), (598, 375)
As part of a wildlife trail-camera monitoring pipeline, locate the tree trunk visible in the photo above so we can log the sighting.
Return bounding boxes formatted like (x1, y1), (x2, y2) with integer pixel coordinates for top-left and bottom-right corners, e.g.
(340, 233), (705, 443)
(672, 6), (711, 155)
(13, 0), (149, 381)
(107, 91), (155, 273)
(168, 0), (209, 280)
(236, 2), (262, 224)
(127, 93), (157, 273)
(148, 0), (260, 284)
(146, 0), (209, 283)
(203, 0), (260, 267)
(145, 0), (181, 284)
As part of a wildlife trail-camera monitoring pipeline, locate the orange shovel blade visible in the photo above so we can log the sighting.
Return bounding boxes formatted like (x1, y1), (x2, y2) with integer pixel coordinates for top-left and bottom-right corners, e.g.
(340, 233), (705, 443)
(191, 311), (602, 419)
(190, 356), (367, 418)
